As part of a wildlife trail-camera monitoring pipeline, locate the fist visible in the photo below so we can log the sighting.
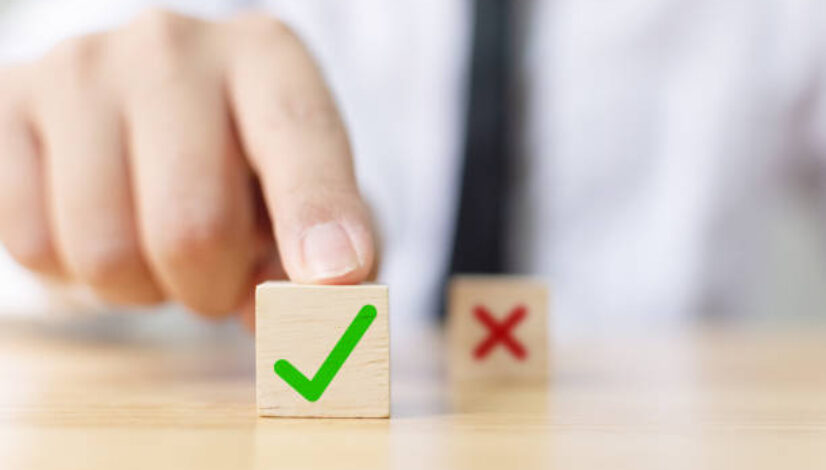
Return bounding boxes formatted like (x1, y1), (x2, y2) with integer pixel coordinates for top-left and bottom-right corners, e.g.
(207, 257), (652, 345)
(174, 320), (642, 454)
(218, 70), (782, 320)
(0, 10), (375, 322)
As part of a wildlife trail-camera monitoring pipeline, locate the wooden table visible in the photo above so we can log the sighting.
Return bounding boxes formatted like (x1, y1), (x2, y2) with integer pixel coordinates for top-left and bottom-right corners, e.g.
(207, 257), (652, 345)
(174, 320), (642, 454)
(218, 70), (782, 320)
(1, 317), (826, 469)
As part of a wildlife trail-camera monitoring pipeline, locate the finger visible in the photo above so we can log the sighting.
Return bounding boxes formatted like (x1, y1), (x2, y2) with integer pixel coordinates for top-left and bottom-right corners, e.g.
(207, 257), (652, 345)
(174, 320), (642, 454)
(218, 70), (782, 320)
(33, 37), (164, 304)
(225, 16), (375, 285)
(0, 67), (63, 277)
(125, 52), (256, 317)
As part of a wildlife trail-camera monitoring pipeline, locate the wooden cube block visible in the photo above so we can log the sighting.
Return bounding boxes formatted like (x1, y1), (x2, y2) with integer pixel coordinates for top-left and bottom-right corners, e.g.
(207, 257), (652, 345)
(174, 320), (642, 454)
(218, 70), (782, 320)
(256, 282), (390, 418)
(447, 276), (549, 381)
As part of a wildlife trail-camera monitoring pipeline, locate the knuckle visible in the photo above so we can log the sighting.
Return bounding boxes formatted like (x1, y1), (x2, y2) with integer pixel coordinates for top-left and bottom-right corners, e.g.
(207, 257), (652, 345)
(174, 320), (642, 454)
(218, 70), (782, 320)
(287, 188), (361, 217)
(265, 93), (342, 134)
(45, 35), (102, 84)
(127, 9), (194, 73)
(131, 8), (187, 39)
(154, 209), (235, 265)
(5, 236), (58, 273)
(72, 241), (142, 286)
(233, 13), (294, 43)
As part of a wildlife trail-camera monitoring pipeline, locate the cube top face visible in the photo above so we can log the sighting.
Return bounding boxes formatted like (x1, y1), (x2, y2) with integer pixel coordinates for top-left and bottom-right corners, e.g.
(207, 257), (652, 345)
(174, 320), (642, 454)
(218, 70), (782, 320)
(447, 276), (549, 381)
(256, 282), (390, 418)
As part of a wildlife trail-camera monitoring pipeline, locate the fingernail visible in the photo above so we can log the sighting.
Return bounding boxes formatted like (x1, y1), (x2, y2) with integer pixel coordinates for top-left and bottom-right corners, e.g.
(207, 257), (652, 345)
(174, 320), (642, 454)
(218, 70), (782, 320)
(301, 221), (361, 281)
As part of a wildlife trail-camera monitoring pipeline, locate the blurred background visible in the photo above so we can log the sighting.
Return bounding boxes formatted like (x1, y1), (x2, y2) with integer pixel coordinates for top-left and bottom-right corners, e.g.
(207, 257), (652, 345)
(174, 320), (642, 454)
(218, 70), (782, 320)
(1, 0), (826, 347)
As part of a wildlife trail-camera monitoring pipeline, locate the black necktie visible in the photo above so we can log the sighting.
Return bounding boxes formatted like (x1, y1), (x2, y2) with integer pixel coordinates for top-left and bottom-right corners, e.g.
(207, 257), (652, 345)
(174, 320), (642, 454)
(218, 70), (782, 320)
(448, 0), (512, 275)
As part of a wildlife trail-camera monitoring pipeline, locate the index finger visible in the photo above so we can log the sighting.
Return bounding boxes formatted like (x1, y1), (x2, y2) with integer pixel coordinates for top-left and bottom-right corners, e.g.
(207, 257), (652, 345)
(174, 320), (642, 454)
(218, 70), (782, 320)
(223, 16), (375, 284)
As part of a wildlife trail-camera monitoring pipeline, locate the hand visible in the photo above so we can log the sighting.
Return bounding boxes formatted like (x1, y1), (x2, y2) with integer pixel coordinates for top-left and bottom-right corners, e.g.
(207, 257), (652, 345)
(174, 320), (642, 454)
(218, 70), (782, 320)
(0, 10), (376, 326)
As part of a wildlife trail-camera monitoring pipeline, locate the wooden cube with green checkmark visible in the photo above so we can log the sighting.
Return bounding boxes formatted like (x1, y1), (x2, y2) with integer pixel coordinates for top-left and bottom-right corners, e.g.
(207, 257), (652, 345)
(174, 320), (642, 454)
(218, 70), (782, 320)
(256, 282), (390, 418)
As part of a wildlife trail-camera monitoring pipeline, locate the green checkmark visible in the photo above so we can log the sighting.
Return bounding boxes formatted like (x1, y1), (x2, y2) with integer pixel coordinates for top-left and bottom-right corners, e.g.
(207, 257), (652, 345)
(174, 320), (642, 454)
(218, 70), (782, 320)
(274, 304), (377, 402)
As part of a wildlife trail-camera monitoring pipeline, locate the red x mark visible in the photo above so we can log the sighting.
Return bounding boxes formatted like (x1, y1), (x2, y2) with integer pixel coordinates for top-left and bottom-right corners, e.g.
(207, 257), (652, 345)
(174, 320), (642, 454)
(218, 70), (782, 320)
(473, 305), (528, 361)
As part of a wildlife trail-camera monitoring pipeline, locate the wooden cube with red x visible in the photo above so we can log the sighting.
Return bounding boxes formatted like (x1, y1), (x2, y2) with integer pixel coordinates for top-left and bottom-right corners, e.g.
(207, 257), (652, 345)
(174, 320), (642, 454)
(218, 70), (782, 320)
(447, 276), (550, 382)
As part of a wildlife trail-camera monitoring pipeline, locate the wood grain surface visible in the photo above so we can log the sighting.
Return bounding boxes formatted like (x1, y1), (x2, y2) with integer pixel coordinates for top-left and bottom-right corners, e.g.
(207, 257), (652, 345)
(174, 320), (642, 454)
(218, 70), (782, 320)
(1, 317), (826, 470)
